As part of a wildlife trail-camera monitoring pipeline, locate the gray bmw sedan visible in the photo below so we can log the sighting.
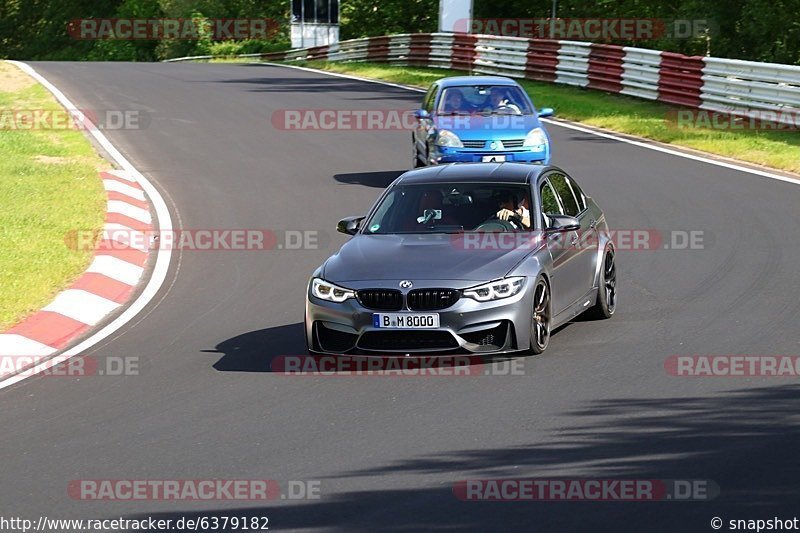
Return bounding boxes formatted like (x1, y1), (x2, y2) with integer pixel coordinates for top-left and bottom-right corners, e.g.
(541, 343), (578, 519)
(305, 163), (615, 355)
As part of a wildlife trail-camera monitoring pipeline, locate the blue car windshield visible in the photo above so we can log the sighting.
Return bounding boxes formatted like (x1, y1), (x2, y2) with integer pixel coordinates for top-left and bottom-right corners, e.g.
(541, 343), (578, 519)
(438, 85), (533, 115)
(364, 183), (533, 234)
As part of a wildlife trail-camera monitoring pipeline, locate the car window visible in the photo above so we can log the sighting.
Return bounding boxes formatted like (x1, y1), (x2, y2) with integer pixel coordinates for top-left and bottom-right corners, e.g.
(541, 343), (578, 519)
(566, 175), (587, 212)
(540, 179), (561, 216)
(366, 191), (396, 232)
(437, 85), (533, 115)
(423, 85), (436, 113)
(548, 173), (580, 217)
(364, 183), (533, 234)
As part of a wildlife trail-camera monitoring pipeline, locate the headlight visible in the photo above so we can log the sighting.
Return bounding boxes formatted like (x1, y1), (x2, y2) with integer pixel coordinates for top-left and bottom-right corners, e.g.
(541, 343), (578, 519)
(523, 127), (548, 150)
(435, 130), (464, 148)
(463, 277), (525, 302)
(311, 278), (355, 303)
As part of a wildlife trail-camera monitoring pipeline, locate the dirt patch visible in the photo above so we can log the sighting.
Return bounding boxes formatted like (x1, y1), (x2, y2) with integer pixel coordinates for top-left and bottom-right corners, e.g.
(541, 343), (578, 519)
(0, 62), (37, 93)
(34, 154), (110, 172)
(34, 155), (70, 165)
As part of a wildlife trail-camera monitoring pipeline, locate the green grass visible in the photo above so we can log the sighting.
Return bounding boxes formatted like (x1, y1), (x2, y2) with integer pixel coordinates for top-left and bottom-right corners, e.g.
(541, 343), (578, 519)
(290, 60), (800, 175)
(0, 62), (107, 330)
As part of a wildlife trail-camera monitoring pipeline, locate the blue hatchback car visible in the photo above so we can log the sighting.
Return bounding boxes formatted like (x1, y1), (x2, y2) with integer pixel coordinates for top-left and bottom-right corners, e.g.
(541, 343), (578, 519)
(411, 76), (554, 167)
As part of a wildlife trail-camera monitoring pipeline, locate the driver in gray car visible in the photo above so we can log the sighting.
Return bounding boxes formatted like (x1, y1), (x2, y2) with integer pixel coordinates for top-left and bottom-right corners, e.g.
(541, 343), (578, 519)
(496, 192), (531, 229)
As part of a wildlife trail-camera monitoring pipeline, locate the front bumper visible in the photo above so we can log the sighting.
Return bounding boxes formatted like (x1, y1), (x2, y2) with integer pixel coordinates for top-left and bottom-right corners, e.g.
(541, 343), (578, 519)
(305, 279), (535, 355)
(432, 146), (550, 165)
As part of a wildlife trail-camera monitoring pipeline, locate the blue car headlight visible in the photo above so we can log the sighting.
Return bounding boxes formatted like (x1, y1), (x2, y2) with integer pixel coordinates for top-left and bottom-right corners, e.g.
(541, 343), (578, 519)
(435, 130), (464, 148)
(311, 278), (355, 303)
(523, 127), (548, 151)
(463, 277), (526, 302)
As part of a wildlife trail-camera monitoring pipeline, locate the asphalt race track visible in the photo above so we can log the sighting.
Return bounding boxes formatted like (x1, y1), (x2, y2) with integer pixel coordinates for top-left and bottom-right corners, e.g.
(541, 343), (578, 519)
(2, 62), (799, 532)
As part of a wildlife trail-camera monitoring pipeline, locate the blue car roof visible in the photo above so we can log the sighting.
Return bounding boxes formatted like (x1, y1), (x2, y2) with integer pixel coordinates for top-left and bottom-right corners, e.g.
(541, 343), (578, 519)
(437, 76), (520, 88)
(397, 163), (554, 185)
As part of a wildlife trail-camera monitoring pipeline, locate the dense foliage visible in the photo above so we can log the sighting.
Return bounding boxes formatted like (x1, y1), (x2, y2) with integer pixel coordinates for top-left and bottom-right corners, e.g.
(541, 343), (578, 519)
(0, 0), (292, 60)
(0, 0), (797, 64)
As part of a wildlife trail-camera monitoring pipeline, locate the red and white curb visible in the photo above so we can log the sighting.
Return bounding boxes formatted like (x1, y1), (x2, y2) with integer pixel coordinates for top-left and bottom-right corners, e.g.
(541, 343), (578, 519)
(0, 169), (153, 374)
(0, 61), (173, 390)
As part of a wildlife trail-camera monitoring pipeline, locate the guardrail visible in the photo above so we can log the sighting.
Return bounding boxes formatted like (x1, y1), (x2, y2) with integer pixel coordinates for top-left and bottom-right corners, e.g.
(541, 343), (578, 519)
(166, 33), (800, 124)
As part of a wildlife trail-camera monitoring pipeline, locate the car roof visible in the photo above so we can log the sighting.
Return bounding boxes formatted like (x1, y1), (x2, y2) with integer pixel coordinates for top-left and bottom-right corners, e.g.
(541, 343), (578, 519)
(396, 163), (555, 185)
(437, 76), (520, 88)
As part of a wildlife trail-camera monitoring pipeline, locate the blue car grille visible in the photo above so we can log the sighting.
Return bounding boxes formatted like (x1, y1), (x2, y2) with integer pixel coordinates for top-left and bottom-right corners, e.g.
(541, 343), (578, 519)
(459, 139), (526, 149)
(461, 140), (486, 148)
(501, 139), (525, 148)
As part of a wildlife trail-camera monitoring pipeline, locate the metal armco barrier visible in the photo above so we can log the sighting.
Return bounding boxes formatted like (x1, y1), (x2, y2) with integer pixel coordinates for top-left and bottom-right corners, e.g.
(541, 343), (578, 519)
(167, 33), (800, 124)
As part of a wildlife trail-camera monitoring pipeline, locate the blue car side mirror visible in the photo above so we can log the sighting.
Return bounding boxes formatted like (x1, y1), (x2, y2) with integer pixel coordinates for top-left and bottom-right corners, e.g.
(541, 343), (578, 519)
(413, 109), (430, 119)
(538, 107), (554, 118)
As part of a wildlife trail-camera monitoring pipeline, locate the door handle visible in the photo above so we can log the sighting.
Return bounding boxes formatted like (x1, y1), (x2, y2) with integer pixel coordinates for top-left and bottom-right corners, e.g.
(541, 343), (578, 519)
(571, 234), (579, 246)
(589, 219), (596, 229)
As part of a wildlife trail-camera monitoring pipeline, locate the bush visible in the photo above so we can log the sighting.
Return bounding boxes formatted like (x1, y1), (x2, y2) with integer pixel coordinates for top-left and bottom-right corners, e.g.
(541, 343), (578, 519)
(207, 39), (291, 57)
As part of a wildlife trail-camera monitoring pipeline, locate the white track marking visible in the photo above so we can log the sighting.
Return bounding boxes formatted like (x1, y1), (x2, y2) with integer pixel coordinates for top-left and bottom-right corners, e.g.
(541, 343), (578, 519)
(42, 290), (120, 326)
(103, 223), (150, 252)
(86, 255), (145, 286)
(104, 169), (138, 183)
(538, 119), (800, 186)
(107, 200), (152, 223)
(103, 179), (146, 201)
(0, 335), (57, 356)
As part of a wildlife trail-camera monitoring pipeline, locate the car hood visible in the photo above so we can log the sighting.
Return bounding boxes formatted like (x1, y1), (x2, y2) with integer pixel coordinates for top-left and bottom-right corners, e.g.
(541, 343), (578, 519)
(322, 234), (538, 283)
(434, 114), (541, 140)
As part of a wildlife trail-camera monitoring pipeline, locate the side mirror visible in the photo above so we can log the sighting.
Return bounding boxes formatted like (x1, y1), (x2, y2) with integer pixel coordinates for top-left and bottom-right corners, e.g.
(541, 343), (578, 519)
(546, 214), (580, 232)
(413, 109), (430, 120)
(538, 107), (554, 118)
(337, 216), (364, 235)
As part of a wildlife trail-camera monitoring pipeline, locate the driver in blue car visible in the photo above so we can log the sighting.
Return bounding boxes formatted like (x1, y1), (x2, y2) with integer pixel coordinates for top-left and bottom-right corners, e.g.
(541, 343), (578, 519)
(484, 88), (521, 114)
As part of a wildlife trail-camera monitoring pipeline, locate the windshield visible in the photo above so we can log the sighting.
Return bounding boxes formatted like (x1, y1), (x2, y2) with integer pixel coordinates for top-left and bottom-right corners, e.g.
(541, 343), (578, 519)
(364, 183), (532, 234)
(437, 85), (533, 115)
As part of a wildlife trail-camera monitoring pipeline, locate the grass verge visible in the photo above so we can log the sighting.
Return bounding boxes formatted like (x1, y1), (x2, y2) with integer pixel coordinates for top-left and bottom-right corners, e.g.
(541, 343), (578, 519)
(289, 60), (800, 175)
(0, 61), (107, 330)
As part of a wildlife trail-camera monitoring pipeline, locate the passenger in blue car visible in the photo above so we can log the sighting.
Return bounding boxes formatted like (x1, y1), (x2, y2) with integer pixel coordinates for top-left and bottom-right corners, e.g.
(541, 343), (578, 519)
(443, 88), (468, 114)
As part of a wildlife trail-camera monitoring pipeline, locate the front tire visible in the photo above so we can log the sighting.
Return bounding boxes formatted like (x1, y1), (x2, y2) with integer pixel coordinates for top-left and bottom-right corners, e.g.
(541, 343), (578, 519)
(588, 246), (616, 319)
(528, 276), (551, 354)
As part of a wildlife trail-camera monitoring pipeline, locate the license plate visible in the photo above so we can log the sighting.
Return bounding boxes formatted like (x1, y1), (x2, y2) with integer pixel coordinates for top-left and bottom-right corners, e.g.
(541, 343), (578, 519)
(482, 155), (506, 162)
(373, 313), (440, 329)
